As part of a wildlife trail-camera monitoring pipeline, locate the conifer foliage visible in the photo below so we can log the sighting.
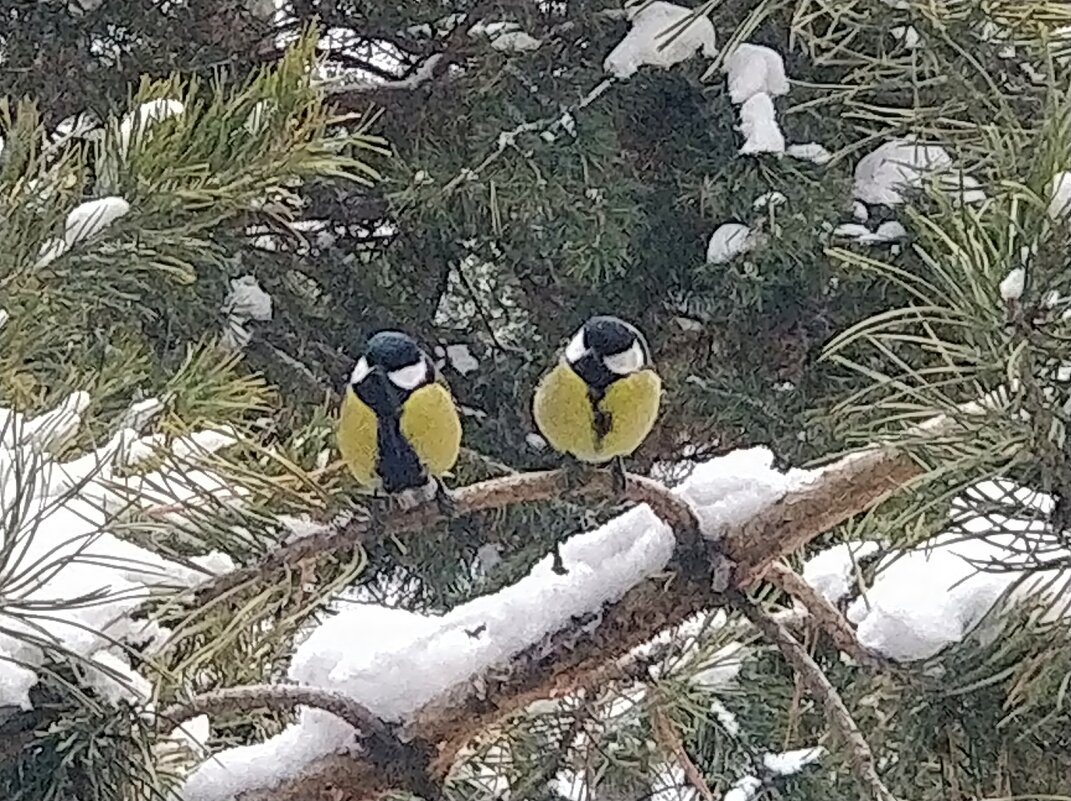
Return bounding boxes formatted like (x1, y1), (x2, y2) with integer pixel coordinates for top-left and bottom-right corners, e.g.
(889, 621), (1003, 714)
(2, 1), (1071, 801)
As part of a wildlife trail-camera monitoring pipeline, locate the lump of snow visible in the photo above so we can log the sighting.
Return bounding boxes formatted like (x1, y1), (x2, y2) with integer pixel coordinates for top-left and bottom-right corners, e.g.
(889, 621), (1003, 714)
(891, 25), (921, 48)
(853, 139), (952, 205)
(221, 275), (272, 352)
(937, 172), (987, 204)
(0, 308), (7, 330)
(786, 142), (833, 165)
(847, 521), (1071, 661)
(852, 201), (869, 222)
(724, 776), (762, 801)
(801, 540), (881, 605)
(834, 220), (907, 245)
(445, 343), (479, 375)
(999, 266), (1025, 301)
(763, 746), (825, 776)
(706, 223), (755, 264)
(82, 650), (153, 705)
(1048, 171), (1071, 219)
(181, 446), (819, 800)
(603, 1), (717, 80)
(120, 98), (185, 155)
(526, 432), (548, 451)
(738, 93), (785, 156)
(469, 20), (542, 52)
(752, 191), (786, 210)
(65, 196), (131, 245)
(723, 43), (789, 105)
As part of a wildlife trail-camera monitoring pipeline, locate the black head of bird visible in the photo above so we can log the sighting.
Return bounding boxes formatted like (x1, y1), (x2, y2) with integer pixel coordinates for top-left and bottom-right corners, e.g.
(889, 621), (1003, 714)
(350, 330), (432, 415)
(563, 315), (651, 390)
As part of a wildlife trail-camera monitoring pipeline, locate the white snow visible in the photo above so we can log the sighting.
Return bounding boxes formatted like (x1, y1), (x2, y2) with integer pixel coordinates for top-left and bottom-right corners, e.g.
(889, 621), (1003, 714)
(181, 447), (817, 800)
(119, 99), (185, 156)
(445, 343), (480, 375)
(469, 21), (542, 52)
(0, 393), (242, 709)
(891, 25), (921, 49)
(244, 101), (272, 136)
(526, 432), (548, 451)
(221, 275), (273, 351)
(0, 308), (7, 330)
(706, 223), (755, 264)
(999, 267), (1026, 301)
(690, 641), (745, 689)
(724, 775), (762, 801)
(723, 43), (789, 105)
(603, 2), (718, 80)
(801, 540), (881, 605)
(853, 139), (952, 205)
(833, 220), (907, 245)
(785, 142), (833, 165)
(847, 481), (1071, 661)
(762, 746), (825, 775)
(1048, 171), (1071, 219)
(752, 191), (786, 210)
(65, 196), (131, 245)
(738, 93), (784, 156)
(852, 201), (869, 222)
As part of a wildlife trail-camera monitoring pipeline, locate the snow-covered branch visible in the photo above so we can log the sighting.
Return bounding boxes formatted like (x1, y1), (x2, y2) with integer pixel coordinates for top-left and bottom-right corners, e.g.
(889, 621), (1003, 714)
(187, 443), (924, 801)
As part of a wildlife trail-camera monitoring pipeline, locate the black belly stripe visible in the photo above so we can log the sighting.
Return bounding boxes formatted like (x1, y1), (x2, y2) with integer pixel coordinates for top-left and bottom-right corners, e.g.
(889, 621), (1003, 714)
(375, 413), (427, 493)
(589, 386), (613, 444)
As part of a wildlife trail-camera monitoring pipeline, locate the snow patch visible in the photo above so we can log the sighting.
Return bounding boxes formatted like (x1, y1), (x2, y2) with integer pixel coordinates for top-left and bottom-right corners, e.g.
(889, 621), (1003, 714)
(738, 93), (785, 156)
(853, 139), (952, 205)
(706, 223), (755, 264)
(801, 540), (881, 605)
(999, 267), (1026, 301)
(65, 197), (131, 245)
(723, 43), (789, 105)
(603, 2), (717, 80)
(786, 142), (833, 165)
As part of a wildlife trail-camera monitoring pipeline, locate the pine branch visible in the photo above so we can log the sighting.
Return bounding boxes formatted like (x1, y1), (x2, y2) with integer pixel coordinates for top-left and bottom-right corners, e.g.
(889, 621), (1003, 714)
(765, 562), (889, 670)
(226, 441), (924, 801)
(651, 696), (716, 801)
(728, 592), (899, 801)
(161, 686), (441, 799)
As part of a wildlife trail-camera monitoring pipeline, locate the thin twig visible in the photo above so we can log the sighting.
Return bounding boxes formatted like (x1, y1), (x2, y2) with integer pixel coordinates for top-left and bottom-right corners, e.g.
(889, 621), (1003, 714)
(764, 561), (889, 670)
(729, 592), (899, 801)
(651, 696), (716, 801)
(161, 684), (391, 741)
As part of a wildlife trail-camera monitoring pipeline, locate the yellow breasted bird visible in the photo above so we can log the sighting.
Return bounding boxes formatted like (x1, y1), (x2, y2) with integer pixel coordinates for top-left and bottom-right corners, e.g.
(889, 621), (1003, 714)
(532, 315), (661, 487)
(338, 331), (462, 507)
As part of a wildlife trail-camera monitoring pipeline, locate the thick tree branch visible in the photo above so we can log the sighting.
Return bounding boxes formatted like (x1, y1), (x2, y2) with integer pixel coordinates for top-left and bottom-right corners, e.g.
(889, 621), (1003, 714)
(225, 443), (922, 801)
(729, 592), (899, 801)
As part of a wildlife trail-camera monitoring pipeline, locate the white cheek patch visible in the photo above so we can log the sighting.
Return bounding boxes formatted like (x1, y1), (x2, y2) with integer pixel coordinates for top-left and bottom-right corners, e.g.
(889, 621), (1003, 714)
(387, 362), (428, 391)
(564, 328), (587, 364)
(603, 341), (645, 375)
(350, 357), (371, 385)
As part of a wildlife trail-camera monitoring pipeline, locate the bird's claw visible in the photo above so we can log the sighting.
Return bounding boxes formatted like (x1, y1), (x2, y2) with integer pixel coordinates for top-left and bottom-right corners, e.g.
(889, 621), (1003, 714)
(609, 456), (628, 497)
(551, 541), (569, 575)
(432, 476), (457, 518)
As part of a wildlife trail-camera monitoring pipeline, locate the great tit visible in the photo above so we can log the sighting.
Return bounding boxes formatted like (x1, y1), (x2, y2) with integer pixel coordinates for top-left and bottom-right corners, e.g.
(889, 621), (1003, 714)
(337, 331), (462, 504)
(532, 315), (661, 483)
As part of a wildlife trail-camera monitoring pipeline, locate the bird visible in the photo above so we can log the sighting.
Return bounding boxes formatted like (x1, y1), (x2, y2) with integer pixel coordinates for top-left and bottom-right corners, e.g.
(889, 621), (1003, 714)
(337, 330), (462, 510)
(532, 314), (662, 491)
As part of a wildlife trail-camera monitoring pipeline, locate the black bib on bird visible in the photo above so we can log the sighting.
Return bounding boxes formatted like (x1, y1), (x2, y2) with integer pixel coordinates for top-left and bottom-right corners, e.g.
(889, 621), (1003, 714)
(354, 370), (427, 493)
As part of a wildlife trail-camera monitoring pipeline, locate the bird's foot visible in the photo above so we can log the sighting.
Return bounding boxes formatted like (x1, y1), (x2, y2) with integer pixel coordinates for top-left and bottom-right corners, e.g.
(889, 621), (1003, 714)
(432, 476), (457, 518)
(609, 456), (628, 497)
(551, 540), (569, 575)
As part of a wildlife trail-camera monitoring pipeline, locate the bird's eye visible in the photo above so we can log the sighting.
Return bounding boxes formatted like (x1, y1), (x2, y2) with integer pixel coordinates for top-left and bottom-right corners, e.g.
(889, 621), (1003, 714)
(350, 357), (371, 385)
(603, 341), (645, 375)
(564, 329), (587, 364)
(387, 362), (428, 391)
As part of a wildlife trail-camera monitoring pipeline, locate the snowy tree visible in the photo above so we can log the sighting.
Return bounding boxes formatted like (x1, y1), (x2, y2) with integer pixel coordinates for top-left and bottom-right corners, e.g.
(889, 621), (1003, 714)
(3, 2), (1071, 801)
